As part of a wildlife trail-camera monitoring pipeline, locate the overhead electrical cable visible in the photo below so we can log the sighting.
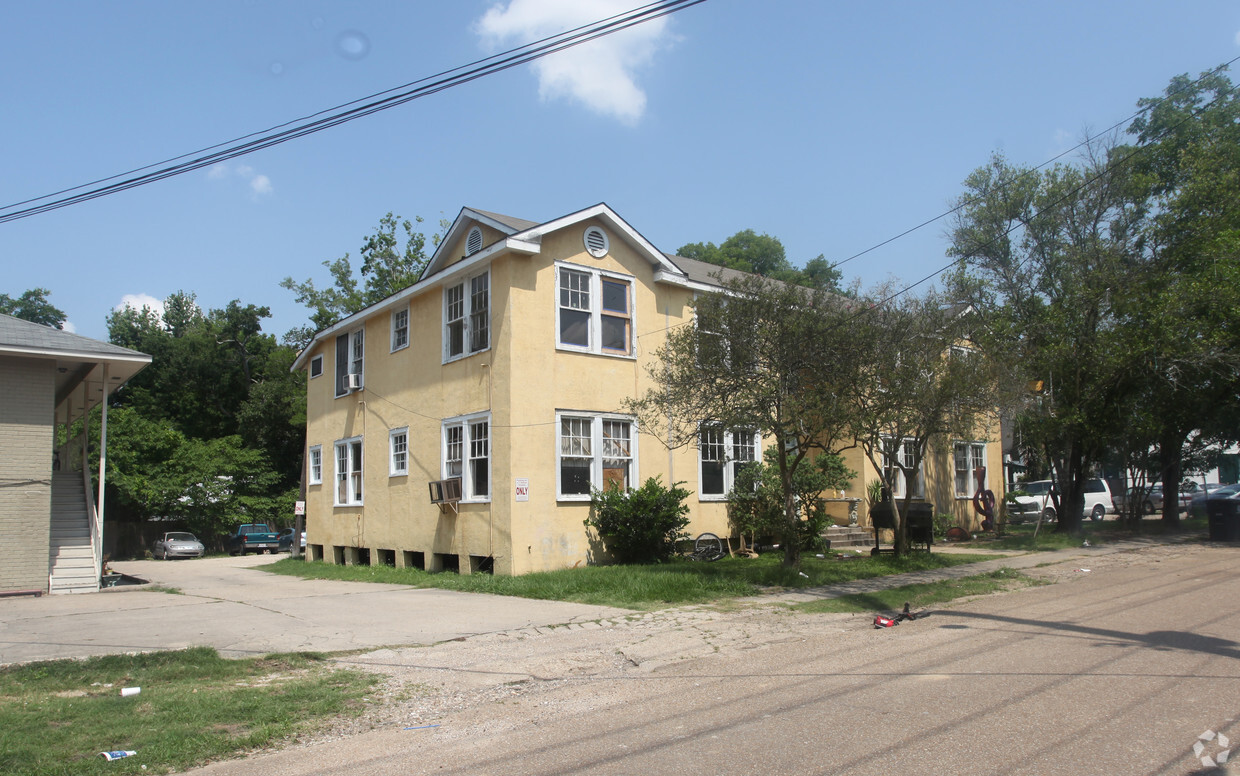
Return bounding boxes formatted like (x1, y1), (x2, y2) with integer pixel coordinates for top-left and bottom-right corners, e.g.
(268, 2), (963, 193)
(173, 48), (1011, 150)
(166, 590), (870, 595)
(0, 0), (706, 224)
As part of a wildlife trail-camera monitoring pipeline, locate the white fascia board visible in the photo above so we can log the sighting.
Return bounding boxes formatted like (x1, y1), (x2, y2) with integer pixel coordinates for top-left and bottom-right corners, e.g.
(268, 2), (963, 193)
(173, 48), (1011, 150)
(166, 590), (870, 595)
(291, 239), (537, 373)
(517, 203), (687, 278)
(424, 207), (523, 279)
(652, 269), (723, 294)
(0, 344), (152, 365)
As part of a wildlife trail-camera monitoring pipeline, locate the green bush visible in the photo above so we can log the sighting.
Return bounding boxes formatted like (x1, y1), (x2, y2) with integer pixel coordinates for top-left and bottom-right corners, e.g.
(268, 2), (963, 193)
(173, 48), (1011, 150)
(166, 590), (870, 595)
(933, 512), (956, 539)
(585, 477), (691, 564)
(728, 449), (856, 551)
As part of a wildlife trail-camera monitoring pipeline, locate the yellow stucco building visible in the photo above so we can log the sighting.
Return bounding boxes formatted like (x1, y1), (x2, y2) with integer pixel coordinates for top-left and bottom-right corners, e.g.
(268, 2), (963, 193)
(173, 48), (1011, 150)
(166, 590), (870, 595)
(292, 204), (1005, 574)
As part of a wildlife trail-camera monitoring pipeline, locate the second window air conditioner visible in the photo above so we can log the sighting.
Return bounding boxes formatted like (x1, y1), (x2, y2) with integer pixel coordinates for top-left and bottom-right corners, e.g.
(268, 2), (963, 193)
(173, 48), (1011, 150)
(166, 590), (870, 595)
(347, 373), (363, 390)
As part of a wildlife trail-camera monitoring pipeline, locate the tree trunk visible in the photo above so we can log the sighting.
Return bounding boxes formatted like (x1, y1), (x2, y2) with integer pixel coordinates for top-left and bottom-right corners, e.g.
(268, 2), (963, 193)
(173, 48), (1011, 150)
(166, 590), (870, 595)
(1158, 429), (1186, 530)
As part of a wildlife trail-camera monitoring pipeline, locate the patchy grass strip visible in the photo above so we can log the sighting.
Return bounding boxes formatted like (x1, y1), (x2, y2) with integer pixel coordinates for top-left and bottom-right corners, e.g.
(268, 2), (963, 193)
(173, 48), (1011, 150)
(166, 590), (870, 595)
(0, 647), (379, 776)
(792, 568), (1046, 614)
(265, 552), (1003, 610)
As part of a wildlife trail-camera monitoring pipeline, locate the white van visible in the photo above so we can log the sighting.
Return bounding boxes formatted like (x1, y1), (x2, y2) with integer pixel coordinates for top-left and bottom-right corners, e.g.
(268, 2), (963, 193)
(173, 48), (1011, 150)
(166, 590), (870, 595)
(1011, 478), (1114, 522)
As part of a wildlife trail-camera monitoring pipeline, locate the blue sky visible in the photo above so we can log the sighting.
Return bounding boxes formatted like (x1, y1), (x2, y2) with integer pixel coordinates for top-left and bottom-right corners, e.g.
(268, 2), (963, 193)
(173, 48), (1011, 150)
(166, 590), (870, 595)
(4, 1), (1238, 341)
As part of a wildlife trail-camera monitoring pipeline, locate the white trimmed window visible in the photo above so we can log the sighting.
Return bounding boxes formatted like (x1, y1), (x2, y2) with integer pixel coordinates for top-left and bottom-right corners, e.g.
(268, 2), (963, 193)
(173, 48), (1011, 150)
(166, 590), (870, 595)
(557, 412), (636, 499)
(444, 270), (489, 361)
(442, 413), (490, 501)
(699, 426), (757, 499)
(334, 329), (364, 396)
(309, 355), (323, 379)
(954, 442), (986, 497)
(390, 428), (409, 477)
(308, 445), (322, 485)
(334, 437), (363, 506)
(391, 307), (409, 352)
(556, 263), (633, 357)
(881, 437), (924, 499)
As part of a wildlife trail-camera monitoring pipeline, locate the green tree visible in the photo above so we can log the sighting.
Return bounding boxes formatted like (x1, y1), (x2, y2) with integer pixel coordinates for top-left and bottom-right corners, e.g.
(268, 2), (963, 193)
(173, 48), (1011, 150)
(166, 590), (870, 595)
(728, 448), (855, 552)
(946, 147), (1142, 535)
(1118, 67), (1240, 526)
(676, 231), (843, 292)
(281, 212), (439, 336)
(1, 288), (66, 328)
(847, 287), (996, 554)
(628, 273), (866, 567)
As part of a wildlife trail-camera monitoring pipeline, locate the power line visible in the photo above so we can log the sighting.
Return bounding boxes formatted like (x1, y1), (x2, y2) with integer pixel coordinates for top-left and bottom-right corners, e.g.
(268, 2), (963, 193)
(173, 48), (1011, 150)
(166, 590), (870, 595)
(0, 0), (707, 224)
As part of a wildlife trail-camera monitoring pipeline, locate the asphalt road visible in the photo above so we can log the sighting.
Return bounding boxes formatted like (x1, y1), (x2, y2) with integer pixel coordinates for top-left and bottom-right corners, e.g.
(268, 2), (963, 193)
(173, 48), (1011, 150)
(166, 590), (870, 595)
(180, 543), (1240, 776)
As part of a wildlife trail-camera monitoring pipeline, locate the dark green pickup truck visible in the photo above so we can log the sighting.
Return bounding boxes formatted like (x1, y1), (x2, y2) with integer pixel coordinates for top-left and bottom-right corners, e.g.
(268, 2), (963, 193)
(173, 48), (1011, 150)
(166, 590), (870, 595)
(226, 523), (281, 555)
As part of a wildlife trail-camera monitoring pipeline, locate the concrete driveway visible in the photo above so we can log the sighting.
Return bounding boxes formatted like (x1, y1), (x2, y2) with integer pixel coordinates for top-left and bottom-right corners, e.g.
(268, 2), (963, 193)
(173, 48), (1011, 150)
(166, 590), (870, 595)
(0, 554), (631, 665)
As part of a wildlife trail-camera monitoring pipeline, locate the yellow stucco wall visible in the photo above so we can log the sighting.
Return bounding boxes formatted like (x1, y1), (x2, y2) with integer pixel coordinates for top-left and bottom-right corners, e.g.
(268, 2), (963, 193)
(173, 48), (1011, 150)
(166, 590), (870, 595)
(300, 211), (1004, 574)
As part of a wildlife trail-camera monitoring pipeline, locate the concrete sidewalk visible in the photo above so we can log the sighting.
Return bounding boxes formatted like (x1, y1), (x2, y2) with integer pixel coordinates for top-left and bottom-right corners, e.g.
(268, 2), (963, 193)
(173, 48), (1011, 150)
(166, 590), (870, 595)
(0, 554), (631, 665)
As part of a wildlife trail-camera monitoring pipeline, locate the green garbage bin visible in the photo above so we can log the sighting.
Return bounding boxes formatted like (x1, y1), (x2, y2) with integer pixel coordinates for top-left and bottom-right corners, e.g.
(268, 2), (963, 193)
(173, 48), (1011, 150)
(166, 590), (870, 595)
(1206, 499), (1240, 542)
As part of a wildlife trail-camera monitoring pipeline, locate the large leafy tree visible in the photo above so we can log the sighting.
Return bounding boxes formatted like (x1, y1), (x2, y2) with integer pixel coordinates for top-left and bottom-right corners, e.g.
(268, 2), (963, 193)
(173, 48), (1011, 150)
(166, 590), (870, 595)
(627, 273), (866, 567)
(281, 212), (439, 341)
(946, 147), (1143, 534)
(677, 230), (844, 292)
(103, 293), (304, 542)
(1117, 68), (1240, 526)
(1, 288), (66, 328)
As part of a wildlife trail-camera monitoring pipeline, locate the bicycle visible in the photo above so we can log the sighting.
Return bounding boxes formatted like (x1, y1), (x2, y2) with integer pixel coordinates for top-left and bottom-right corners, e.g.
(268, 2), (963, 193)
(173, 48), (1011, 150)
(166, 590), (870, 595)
(688, 532), (725, 561)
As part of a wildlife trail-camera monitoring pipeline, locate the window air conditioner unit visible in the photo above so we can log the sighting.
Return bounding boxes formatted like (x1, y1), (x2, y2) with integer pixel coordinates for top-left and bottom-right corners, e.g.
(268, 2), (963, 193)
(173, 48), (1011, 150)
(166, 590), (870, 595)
(429, 478), (463, 513)
(347, 373), (363, 390)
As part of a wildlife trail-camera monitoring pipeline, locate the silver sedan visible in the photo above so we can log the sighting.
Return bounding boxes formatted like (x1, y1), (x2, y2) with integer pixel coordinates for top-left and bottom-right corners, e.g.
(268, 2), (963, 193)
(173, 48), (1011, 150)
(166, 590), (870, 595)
(152, 532), (205, 559)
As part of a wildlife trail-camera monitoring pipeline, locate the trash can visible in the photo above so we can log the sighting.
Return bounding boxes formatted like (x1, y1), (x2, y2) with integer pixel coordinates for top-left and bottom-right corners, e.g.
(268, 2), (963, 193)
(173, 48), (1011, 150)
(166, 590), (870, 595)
(1206, 499), (1240, 542)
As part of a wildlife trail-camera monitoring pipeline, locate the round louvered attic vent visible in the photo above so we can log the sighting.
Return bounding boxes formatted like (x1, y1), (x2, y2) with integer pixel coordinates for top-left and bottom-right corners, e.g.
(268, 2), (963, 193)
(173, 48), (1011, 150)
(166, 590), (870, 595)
(466, 226), (483, 256)
(584, 226), (609, 258)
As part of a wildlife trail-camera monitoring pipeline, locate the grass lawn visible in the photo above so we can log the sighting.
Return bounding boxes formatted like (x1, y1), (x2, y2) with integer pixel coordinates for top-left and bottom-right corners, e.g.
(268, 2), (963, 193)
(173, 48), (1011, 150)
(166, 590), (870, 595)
(793, 568), (1046, 614)
(0, 648), (378, 776)
(265, 550), (1004, 610)
(964, 515), (1209, 552)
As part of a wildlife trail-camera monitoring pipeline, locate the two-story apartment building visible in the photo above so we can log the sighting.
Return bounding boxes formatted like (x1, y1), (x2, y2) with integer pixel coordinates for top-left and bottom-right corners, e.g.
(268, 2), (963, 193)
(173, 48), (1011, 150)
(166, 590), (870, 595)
(292, 204), (1004, 575)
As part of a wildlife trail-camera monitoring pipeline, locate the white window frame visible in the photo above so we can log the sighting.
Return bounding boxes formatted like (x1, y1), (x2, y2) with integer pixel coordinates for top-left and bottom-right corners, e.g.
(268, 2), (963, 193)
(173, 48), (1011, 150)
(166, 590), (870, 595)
(309, 355), (323, 379)
(335, 328), (364, 397)
(881, 436), (924, 499)
(442, 412), (491, 502)
(308, 445), (323, 485)
(555, 411), (638, 500)
(554, 262), (635, 358)
(390, 428), (409, 477)
(391, 306), (409, 352)
(443, 269), (490, 363)
(698, 426), (758, 501)
(954, 441), (987, 497)
(334, 436), (363, 506)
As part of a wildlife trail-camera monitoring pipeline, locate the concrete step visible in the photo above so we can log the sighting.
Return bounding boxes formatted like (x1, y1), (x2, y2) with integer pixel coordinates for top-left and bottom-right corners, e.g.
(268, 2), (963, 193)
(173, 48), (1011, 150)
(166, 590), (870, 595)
(824, 525), (875, 548)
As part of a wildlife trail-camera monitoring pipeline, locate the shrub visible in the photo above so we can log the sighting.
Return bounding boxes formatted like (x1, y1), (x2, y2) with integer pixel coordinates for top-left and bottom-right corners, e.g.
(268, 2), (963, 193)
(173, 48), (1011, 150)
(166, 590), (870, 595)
(933, 512), (956, 540)
(585, 477), (691, 564)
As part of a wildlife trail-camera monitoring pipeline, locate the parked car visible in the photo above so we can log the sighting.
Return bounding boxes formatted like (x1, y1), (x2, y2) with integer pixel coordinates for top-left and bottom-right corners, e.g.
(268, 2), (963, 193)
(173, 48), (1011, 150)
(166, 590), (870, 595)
(277, 528), (306, 552)
(1010, 478), (1114, 522)
(1189, 484), (1240, 518)
(1117, 483), (1192, 514)
(225, 523), (282, 555)
(152, 531), (205, 559)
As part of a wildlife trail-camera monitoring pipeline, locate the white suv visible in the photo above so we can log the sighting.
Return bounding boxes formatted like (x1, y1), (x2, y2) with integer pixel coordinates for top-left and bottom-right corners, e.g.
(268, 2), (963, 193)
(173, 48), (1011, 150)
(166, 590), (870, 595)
(1011, 478), (1114, 522)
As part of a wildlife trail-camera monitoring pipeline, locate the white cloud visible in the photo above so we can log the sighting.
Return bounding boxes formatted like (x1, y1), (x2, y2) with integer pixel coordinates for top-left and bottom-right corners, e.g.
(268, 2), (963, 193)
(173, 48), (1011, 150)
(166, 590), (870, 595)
(61, 320), (77, 334)
(115, 294), (166, 320)
(475, 0), (675, 124)
(250, 174), (273, 196)
(206, 162), (274, 198)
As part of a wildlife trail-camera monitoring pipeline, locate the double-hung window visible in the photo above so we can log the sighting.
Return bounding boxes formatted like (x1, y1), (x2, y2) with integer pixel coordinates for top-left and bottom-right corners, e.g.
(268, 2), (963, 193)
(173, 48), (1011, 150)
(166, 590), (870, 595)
(391, 307), (409, 352)
(390, 428), (409, 477)
(556, 264), (633, 356)
(335, 329), (364, 396)
(334, 437), (363, 505)
(557, 412), (636, 499)
(954, 442), (986, 497)
(442, 413), (490, 501)
(308, 445), (322, 485)
(699, 426), (758, 499)
(444, 270), (489, 361)
(881, 437), (924, 499)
